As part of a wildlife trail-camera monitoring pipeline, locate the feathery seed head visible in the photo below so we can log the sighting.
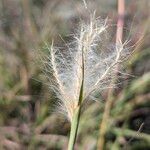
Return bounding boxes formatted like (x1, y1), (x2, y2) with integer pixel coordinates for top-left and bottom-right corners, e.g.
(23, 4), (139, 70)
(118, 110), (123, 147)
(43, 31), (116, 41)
(43, 15), (130, 122)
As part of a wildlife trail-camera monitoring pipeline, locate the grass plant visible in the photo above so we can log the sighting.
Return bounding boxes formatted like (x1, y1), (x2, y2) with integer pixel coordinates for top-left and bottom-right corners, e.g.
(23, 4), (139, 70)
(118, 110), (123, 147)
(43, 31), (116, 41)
(42, 12), (132, 149)
(0, 0), (149, 149)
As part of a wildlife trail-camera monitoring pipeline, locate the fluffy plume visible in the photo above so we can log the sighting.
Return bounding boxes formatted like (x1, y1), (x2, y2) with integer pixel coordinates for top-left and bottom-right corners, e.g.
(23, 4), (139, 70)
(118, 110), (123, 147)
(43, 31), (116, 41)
(42, 15), (130, 122)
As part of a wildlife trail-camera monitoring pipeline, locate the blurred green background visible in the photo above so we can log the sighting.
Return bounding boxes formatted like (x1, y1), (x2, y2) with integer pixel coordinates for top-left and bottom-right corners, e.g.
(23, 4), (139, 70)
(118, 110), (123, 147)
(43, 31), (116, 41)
(0, 0), (150, 149)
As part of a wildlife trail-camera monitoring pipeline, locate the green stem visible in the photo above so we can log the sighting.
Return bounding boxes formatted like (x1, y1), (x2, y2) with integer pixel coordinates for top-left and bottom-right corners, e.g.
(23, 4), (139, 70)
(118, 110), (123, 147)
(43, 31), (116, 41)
(68, 75), (83, 150)
(68, 106), (81, 150)
(68, 45), (85, 150)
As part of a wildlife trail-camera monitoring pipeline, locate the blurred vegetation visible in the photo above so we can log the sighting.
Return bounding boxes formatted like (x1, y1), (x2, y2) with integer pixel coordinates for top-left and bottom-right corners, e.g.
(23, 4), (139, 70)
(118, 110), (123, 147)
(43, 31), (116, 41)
(0, 0), (150, 149)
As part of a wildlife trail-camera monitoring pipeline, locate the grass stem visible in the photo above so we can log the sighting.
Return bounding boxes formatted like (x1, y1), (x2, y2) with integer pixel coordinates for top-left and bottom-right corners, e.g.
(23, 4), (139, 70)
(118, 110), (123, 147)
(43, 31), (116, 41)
(97, 0), (125, 149)
(68, 106), (81, 150)
(68, 47), (84, 150)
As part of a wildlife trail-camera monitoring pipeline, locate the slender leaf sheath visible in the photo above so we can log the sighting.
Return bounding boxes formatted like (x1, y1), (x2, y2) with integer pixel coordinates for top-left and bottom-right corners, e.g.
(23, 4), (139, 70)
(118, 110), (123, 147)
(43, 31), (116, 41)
(68, 106), (81, 150)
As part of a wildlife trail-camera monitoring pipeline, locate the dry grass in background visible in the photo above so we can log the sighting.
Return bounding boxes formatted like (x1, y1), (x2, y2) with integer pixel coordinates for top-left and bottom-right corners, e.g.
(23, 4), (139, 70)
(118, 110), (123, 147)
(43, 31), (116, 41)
(0, 0), (150, 149)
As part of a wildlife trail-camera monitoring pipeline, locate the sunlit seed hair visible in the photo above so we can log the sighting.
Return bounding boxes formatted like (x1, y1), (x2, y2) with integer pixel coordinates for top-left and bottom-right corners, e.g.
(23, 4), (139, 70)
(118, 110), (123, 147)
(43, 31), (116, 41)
(42, 14), (130, 122)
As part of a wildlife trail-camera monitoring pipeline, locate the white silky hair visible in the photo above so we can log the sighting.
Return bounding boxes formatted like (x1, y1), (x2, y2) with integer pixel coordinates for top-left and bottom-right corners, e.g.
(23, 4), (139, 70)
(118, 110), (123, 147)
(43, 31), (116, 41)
(42, 15), (130, 122)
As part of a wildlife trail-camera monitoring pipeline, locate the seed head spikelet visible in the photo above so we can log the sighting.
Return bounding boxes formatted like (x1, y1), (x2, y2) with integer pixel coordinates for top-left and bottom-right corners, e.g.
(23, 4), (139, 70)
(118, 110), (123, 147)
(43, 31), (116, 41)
(42, 14), (130, 122)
